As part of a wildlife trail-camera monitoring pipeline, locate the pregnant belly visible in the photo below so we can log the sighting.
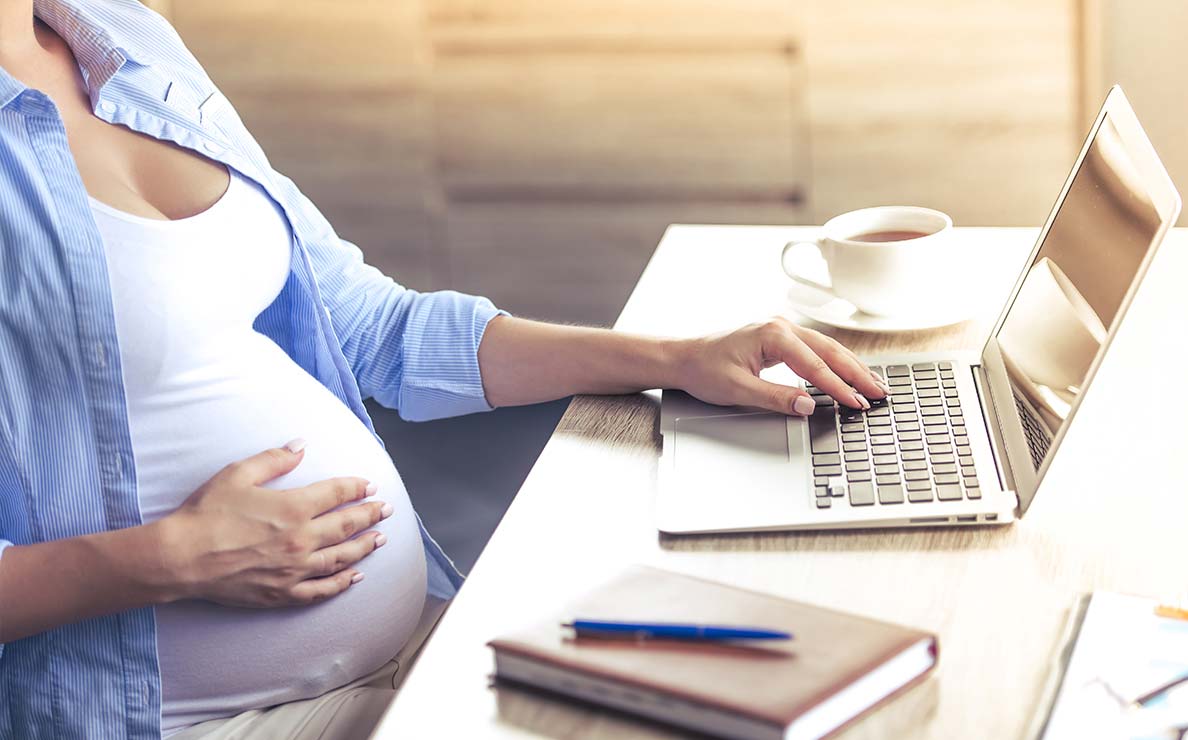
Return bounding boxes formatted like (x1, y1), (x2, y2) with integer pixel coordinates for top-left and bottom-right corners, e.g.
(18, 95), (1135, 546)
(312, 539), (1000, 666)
(132, 337), (427, 732)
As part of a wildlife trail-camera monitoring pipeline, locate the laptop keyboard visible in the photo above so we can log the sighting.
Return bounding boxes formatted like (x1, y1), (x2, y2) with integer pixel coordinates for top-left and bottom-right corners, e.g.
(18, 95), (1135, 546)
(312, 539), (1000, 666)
(1015, 396), (1052, 470)
(808, 362), (980, 508)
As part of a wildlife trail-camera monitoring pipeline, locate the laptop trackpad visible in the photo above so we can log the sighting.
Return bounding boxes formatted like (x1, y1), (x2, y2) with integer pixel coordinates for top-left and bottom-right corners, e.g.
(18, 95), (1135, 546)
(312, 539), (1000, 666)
(673, 412), (806, 500)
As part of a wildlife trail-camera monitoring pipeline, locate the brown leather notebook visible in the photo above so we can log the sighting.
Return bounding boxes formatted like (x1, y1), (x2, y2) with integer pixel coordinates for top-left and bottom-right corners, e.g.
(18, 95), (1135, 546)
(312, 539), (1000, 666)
(489, 567), (937, 740)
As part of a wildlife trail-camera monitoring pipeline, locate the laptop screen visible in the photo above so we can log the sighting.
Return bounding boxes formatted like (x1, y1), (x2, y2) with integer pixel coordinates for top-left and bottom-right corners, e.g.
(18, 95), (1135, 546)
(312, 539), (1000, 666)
(993, 113), (1164, 472)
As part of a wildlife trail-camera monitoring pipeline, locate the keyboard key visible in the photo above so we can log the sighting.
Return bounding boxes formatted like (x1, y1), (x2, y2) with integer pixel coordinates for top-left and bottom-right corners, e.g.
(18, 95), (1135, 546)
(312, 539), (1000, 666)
(916, 388), (941, 398)
(925, 433), (949, 444)
(940, 370), (955, 380)
(847, 470), (872, 482)
(934, 473), (959, 485)
(878, 485), (905, 504)
(868, 406), (891, 417)
(889, 376), (913, 388)
(958, 454), (974, 466)
(843, 451), (867, 462)
(897, 421), (920, 432)
(890, 393), (914, 404)
(809, 409), (840, 453)
(898, 431), (922, 442)
(936, 484), (963, 501)
(871, 443), (895, 456)
(907, 483), (933, 502)
(931, 453), (955, 464)
(868, 416), (892, 427)
(912, 370), (937, 380)
(843, 441), (867, 452)
(873, 454), (898, 465)
(815, 395), (835, 407)
(904, 469), (929, 481)
(816, 496), (832, 508)
(938, 361), (953, 370)
(840, 422), (864, 434)
(813, 453), (841, 466)
(941, 379), (957, 389)
(966, 486), (982, 500)
(869, 426), (893, 437)
(932, 463), (957, 474)
(915, 379), (939, 390)
(952, 424), (967, 436)
(900, 440), (924, 451)
(876, 474), (901, 486)
(928, 444), (953, 456)
(903, 459), (927, 471)
(814, 465), (842, 477)
(964, 476), (979, 488)
(814, 476), (830, 486)
(849, 482), (876, 506)
(815, 486), (829, 497)
(944, 391), (960, 400)
(920, 397), (943, 407)
(868, 365), (885, 375)
(845, 460), (870, 472)
(874, 464), (899, 476)
(912, 363), (934, 371)
(842, 432), (867, 443)
(923, 417), (948, 428)
(902, 450), (925, 461)
(887, 365), (910, 377)
(893, 413), (918, 424)
(921, 406), (946, 417)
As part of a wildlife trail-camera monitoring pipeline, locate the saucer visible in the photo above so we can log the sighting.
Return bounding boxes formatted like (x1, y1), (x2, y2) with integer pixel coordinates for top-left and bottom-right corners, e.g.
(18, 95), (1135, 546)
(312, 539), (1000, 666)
(785, 281), (972, 334)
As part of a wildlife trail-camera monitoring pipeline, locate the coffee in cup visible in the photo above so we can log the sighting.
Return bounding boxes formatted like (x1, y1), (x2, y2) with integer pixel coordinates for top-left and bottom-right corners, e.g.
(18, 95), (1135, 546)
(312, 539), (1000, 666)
(781, 206), (963, 317)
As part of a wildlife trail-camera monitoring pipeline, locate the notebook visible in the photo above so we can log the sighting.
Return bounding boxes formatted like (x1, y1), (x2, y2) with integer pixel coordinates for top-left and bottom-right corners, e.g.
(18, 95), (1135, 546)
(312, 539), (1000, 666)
(488, 566), (938, 740)
(1031, 591), (1188, 740)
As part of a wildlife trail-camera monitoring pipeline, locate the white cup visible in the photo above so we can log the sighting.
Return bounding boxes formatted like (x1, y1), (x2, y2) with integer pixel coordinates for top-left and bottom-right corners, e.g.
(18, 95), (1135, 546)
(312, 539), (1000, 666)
(781, 206), (958, 317)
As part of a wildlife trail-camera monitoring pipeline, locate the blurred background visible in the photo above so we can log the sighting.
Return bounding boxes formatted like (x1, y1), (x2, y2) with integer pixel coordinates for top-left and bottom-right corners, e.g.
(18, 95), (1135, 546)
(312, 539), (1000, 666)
(143, 0), (1188, 569)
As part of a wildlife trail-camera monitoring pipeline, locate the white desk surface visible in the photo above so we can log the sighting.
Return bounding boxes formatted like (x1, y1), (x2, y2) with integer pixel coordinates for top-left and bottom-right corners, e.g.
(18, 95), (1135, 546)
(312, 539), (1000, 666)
(374, 225), (1188, 739)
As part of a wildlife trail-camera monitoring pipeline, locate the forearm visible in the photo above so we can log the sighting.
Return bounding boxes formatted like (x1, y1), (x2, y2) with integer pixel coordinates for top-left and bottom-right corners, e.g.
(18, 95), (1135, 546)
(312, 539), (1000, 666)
(477, 316), (686, 407)
(0, 521), (176, 643)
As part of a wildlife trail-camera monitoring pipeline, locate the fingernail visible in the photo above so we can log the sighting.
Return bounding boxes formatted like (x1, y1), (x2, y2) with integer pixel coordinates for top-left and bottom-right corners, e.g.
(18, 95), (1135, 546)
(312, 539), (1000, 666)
(364, 482), (377, 497)
(380, 502), (395, 518)
(853, 392), (871, 410)
(792, 396), (816, 416)
(284, 438), (307, 454)
(374, 533), (388, 548)
(350, 572), (365, 584)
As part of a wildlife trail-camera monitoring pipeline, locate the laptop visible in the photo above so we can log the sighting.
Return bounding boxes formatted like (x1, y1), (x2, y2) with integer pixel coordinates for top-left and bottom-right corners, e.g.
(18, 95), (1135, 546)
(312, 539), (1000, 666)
(657, 86), (1181, 534)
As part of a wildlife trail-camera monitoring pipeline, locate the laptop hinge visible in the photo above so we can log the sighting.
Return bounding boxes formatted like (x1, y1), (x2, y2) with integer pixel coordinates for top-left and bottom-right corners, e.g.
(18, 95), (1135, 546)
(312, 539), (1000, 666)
(971, 363), (1018, 502)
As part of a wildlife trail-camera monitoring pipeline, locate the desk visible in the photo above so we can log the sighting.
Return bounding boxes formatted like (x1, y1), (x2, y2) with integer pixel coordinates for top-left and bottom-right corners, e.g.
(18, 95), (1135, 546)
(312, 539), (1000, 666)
(375, 225), (1188, 739)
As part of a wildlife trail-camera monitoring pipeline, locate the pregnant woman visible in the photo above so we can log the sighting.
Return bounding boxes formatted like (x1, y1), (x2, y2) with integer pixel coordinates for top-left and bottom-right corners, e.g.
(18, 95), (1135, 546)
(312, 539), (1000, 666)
(0, 2), (888, 738)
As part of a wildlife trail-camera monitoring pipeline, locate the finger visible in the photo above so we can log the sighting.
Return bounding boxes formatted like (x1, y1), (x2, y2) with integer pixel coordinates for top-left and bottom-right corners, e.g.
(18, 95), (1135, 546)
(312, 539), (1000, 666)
(288, 569), (364, 605)
(226, 438), (308, 486)
(309, 500), (392, 549)
(734, 372), (819, 416)
(792, 328), (889, 399)
(292, 477), (374, 517)
(307, 531), (386, 578)
(766, 331), (867, 409)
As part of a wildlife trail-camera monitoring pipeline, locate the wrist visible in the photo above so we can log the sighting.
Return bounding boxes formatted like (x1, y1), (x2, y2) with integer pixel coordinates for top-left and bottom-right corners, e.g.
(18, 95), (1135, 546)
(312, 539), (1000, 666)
(654, 336), (698, 391)
(137, 515), (195, 604)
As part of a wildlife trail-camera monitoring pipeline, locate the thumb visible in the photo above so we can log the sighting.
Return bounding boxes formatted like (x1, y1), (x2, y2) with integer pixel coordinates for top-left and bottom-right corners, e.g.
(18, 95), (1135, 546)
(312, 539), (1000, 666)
(736, 375), (818, 417)
(236, 438), (307, 485)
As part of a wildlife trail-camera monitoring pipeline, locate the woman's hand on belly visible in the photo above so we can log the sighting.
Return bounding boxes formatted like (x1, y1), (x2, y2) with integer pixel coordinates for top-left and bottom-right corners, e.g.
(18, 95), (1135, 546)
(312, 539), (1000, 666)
(158, 439), (394, 608)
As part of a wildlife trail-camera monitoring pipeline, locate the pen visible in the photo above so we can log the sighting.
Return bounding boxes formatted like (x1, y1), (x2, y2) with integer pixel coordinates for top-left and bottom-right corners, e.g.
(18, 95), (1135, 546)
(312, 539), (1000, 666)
(563, 619), (792, 641)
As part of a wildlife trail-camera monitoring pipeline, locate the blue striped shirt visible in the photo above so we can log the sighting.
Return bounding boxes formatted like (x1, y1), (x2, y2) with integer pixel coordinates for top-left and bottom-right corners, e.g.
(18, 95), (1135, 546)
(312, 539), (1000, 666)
(0, 2), (504, 737)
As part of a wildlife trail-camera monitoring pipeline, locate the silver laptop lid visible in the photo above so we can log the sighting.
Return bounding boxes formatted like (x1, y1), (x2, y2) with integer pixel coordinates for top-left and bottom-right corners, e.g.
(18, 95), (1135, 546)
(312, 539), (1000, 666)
(980, 86), (1181, 514)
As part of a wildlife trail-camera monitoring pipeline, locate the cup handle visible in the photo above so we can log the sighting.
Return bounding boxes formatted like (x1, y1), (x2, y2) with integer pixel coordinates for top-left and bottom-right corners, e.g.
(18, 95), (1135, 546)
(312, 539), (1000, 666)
(781, 240), (833, 292)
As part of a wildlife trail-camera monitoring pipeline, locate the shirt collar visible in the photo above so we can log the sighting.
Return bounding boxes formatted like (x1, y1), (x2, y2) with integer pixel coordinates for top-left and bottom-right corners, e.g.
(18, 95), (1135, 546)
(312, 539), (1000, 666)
(0, 0), (157, 110)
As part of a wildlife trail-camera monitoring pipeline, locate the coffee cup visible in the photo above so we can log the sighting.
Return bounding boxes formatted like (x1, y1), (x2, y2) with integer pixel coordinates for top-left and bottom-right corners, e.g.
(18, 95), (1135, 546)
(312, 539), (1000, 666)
(781, 206), (960, 317)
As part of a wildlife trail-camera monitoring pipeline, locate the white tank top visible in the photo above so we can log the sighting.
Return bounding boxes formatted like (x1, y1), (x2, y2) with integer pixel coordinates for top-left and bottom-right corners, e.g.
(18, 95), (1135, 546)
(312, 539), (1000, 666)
(91, 170), (427, 734)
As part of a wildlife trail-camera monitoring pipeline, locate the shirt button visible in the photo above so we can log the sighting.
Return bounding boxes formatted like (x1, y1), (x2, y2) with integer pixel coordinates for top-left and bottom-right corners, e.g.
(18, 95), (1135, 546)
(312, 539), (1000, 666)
(95, 343), (107, 368)
(98, 100), (116, 115)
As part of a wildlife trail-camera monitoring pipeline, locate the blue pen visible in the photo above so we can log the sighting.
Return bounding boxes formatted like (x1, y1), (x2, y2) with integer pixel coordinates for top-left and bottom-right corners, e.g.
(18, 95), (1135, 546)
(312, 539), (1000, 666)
(563, 619), (792, 641)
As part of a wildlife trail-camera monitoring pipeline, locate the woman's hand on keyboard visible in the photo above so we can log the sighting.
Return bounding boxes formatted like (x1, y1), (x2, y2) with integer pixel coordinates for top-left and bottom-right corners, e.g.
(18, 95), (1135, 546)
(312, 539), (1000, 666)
(674, 317), (891, 415)
(158, 439), (392, 608)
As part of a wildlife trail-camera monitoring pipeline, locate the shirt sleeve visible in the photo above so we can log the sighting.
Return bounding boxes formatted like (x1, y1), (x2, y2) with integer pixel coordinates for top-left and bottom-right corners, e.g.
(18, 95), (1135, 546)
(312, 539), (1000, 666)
(266, 172), (508, 422)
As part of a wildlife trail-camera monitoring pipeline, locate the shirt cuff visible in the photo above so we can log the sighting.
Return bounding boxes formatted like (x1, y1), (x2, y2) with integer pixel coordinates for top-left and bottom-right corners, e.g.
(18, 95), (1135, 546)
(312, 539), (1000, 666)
(398, 293), (508, 422)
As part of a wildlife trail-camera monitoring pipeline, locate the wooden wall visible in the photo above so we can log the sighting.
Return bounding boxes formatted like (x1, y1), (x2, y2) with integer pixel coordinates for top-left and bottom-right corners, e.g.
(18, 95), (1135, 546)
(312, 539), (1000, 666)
(165, 1), (1081, 325)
